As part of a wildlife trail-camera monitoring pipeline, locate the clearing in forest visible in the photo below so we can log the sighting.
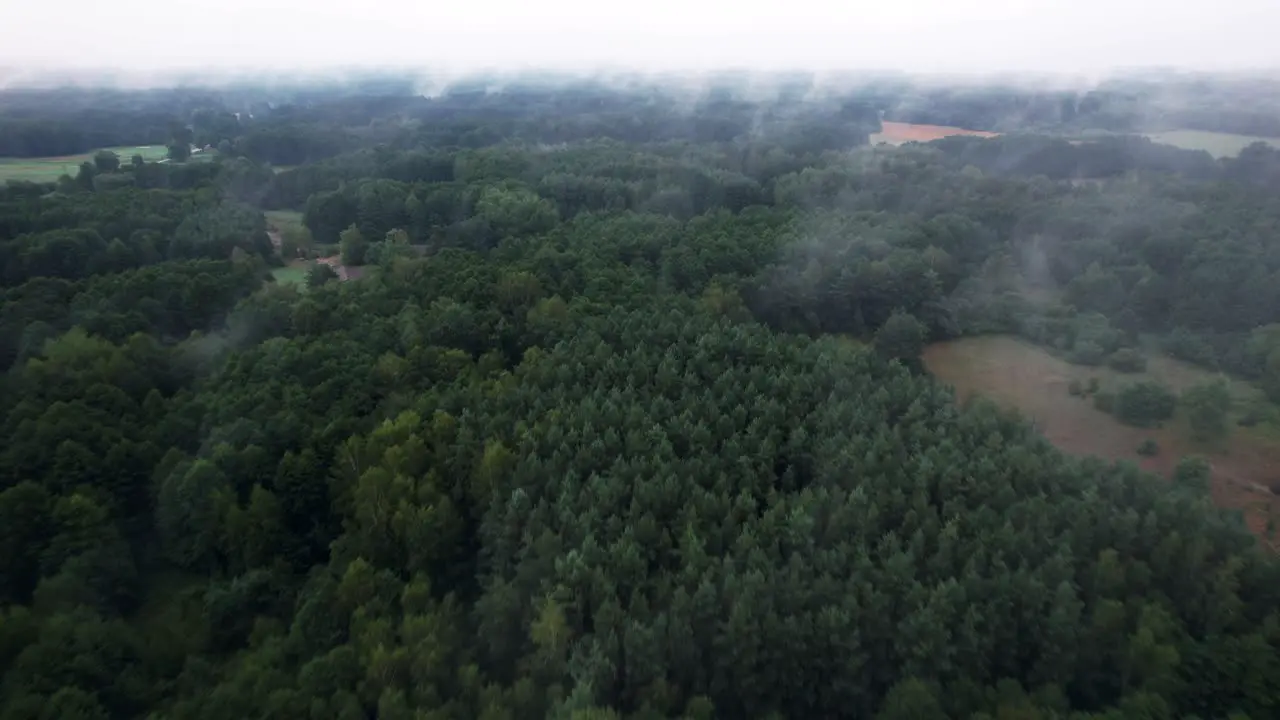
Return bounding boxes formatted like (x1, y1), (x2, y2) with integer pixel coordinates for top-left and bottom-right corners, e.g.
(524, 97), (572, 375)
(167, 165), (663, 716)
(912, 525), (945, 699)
(271, 263), (310, 287)
(265, 210), (306, 235)
(0, 145), (170, 182)
(1142, 129), (1278, 158)
(870, 121), (999, 146)
(924, 335), (1280, 546)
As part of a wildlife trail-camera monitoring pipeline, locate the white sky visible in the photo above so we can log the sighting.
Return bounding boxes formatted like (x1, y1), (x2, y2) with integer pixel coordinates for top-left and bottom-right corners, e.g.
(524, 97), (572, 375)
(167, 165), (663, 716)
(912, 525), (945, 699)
(2, 0), (1277, 78)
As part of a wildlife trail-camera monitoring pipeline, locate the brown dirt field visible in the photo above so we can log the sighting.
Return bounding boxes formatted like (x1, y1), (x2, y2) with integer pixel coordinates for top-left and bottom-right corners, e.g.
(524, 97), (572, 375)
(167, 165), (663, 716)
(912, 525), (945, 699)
(872, 121), (1000, 144)
(924, 336), (1280, 548)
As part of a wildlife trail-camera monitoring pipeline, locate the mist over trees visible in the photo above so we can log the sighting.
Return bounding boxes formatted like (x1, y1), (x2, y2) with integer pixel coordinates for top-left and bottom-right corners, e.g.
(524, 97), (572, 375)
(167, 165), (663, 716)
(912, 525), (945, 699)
(1, 70), (1280, 719)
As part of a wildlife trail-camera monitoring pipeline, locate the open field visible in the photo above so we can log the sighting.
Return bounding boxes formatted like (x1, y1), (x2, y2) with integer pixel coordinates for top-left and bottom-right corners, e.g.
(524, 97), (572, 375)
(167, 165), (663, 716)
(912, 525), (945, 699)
(265, 210), (305, 234)
(924, 335), (1280, 545)
(0, 145), (170, 182)
(1143, 130), (1278, 158)
(1077, 128), (1278, 158)
(871, 121), (999, 146)
(271, 263), (310, 287)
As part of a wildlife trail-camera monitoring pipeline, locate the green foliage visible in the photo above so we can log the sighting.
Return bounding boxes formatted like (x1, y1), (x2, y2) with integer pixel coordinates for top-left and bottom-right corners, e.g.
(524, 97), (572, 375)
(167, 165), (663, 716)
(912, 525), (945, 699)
(1137, 438), (1159, 457)
(307, 262), (339, 288)
(338, 224), (367, 266)
(2, 78), (1280, 720)
(876, 678), (946, 720)
(155, 459), (232, 570)
(474, 186), (558, 241)
(875, 310), (927, 365)
(92, 151), (120, 174)
(1070, 340), (1107, 366)
(1108, 348), (1147, 373)
(1246, 325), (1280, 401)
(1112, 381), (1178, 428)
(1173, 456), (1212, 494)
(1163, 328), (1217, 369)
(1183, 379), (1233, 442)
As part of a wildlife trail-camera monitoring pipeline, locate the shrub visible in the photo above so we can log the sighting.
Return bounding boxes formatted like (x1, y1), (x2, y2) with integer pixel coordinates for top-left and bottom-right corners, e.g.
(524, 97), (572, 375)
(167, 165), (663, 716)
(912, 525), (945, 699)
(1137, 438), (1159, 457)
(1237, 399), (1275, 428)
(307, 263), (339, 288)
(1173, 455), (1212, 494)
(1163, 327), (1218, 368)
(1182, 379), (1232, 442)
(1107, 348), (1147, 373)
(1068, 379), (1084, 397)
(1069, 340), (1106, 366)
(1087, 377), (1100, 394)
(1113, 381), (1178, 428)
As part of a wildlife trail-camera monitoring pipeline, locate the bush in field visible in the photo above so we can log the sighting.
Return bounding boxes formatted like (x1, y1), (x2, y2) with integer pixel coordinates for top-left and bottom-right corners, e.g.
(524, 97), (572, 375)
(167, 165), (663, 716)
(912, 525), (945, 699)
(1183, 379), (1232, 441)
(1069, 340), (1106, 366)
(1068, 379), (1084, 397)
(1174, 455), (1212, 494)
(1108, 348), (1147, 373)
(1163, 327), (1218, 368)
(1238, 398), (1275, 427)
(307, 263), (338, 288)
(1137, 438), (1159, 457)
(1070, 340), (1111, 366)
(1113, 381), (1177, 428)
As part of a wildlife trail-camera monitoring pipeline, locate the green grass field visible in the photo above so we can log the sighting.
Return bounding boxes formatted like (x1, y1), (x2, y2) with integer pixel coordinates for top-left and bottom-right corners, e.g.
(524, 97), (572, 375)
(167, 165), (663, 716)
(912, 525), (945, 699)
(271, 263), (310, 287)
(0, 145), (171, 183)
(264, 210), (306, 234)
(1143, 130), (1278, 158)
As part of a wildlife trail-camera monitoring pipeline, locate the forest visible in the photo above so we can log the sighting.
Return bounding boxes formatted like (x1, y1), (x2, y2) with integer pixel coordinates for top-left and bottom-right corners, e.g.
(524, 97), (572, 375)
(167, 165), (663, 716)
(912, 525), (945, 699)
(2, 72), (1280, 719)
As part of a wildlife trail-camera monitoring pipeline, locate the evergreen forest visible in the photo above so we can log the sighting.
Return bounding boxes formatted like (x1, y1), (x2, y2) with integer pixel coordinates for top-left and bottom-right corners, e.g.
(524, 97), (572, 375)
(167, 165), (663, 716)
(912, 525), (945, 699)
(2, 72), (1280, 719)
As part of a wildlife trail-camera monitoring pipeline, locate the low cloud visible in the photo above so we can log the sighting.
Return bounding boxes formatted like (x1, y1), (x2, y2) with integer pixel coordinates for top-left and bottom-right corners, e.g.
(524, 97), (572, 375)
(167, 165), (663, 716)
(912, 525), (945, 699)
(3, 0), (1278, 80)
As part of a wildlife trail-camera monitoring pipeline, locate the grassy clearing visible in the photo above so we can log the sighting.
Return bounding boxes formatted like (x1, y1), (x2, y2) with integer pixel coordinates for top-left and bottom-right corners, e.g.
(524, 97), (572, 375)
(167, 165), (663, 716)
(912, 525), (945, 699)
(0, 145), (170, 183)
(924, 335), (1280, 545)
(271, 263), (310, 287)
(264, 210), (305, 234)
(1143, 130), (1277, 158)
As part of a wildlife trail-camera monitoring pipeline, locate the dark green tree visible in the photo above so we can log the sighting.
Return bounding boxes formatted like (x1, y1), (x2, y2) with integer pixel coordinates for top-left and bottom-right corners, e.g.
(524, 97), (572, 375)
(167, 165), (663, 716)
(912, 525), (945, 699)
(339, 224), (367, 266)
(875, 310), (928, 366)
(1113, 381), (1178, 428)
(92, 151), (120, 173)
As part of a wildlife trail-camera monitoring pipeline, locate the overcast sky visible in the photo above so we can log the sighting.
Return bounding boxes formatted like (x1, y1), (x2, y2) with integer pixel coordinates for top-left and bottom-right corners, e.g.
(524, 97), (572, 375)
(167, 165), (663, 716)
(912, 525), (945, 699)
(2, 0), (1277, 79)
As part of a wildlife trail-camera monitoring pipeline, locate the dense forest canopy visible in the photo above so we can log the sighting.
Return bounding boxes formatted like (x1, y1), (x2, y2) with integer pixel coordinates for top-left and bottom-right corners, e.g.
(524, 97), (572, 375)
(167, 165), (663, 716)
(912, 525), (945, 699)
(2, 70), (1280, 719)
(4, 69), (1280, 156)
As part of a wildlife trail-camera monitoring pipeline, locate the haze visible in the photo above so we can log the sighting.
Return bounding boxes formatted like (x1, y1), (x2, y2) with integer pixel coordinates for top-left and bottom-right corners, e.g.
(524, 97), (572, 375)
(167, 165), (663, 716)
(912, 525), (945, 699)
(3, 0), (1278, 78)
